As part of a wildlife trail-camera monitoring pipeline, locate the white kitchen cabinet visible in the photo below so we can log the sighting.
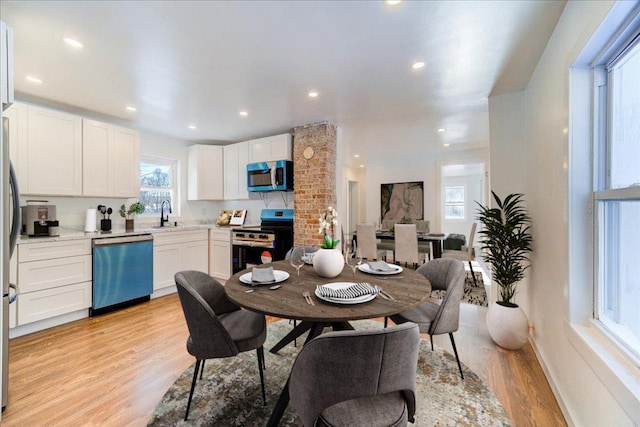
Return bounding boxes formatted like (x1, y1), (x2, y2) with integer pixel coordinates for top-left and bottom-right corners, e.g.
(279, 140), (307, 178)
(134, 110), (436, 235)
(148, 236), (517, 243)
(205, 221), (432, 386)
(13, 239), (92, 328)
(83, 119), (140, 198)
(223, 141), (249, 200)
(26, 105), (83, 196)
(3, 102), (28, 187)
(209, 228), (231, 280)
(187, 145), (224, 200)
(248, 133), (292, 163)
(153, 229), (209, 291)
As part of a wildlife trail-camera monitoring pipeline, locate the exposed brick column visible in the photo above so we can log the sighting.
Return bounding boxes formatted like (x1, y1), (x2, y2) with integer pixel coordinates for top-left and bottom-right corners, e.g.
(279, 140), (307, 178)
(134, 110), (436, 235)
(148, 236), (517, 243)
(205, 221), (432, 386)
(293, 121), (337, 247)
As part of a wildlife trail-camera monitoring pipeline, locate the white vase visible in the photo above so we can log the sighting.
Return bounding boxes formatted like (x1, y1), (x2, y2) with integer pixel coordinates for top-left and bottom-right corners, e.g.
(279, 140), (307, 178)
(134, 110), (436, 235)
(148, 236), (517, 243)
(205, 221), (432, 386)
(486, 301), (529, 350)
(312, 249), (344, 278)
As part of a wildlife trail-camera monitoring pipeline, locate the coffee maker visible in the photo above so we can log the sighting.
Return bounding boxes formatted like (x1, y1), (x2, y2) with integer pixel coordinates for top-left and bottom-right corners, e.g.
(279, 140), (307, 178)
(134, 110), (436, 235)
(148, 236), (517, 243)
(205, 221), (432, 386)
(21, 201), (59, 237)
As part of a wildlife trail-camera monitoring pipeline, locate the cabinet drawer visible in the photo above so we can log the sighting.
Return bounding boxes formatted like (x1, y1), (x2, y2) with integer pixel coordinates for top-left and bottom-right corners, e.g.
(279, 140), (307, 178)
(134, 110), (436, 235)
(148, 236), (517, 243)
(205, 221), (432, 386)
(18, 239), (91, 262)
(17, 281), (92, 325)
(153, 229), (208, 246)
(18, 254), (92, 293)
(210, 228), (231, 241)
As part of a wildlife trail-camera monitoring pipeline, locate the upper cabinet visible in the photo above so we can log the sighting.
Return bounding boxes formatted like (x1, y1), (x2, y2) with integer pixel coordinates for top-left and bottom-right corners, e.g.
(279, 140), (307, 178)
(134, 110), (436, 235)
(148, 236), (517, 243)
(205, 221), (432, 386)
(187, 145), (224, 200)
(83, 119), (139, 198)
(223, 141), (249, 200)
(27, 105), (83, 196)
(248, 133), (292, 163)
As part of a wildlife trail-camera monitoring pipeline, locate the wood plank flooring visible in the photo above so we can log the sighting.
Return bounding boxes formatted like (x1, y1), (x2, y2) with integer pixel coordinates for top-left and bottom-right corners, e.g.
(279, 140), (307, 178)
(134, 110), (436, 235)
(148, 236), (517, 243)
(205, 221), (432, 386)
(2, 294), (566, 426)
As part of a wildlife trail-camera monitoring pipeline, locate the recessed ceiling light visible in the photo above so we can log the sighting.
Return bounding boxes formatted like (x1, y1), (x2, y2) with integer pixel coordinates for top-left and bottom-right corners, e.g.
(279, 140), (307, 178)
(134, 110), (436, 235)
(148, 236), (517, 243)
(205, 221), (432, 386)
(443, 143), (450, 147)
(308, 91), (319, 98)
(188, 125), (197, 130)
(437, 128), (446, 133)
(354, 154), (360, 158)
(412, 61), (425, 70)
(359, 164), (365, 168)
(63, 37), (84, 49)
(385, 0), (402, 5)
(239, 111), (249, 117)
(25, 75), (42, 84)
(125, 106), (137, 112)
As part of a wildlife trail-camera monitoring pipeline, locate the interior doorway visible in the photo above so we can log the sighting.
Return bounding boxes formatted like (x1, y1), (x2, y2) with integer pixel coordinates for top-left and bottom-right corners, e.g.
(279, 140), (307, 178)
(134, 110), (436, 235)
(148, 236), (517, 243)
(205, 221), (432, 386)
(439, 162), (486, 237)
(346, 180), (360, 249)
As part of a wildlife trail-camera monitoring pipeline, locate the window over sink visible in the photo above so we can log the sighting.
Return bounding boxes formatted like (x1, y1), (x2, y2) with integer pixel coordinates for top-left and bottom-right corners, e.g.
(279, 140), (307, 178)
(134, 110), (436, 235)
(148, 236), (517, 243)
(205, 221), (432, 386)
(139, 155), (179, 216)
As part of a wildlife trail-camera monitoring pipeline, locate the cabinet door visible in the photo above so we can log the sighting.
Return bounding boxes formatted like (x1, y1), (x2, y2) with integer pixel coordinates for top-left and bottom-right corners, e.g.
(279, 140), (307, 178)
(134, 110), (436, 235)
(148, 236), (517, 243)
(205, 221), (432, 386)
(236, 141), (249, 199)
(17, 281), (92, 326)
(112, 126), (140, 198)
(223, 143), (248, 200)
(82, 119), (113, 197)
(3, 102), (28, 188)
(270, 134), (292, 161)
(183, 240), (208, 273)
(210, 240), (231, 280)
(248, 137), (270, 163)
(187, 145), (223, 200)
(27, 106), (82, 195)
(153, 243), (183, 290)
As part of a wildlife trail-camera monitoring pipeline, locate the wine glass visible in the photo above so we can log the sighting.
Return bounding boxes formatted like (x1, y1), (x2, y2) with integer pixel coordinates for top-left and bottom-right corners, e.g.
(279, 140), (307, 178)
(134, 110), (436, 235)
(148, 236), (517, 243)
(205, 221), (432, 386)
(290, 246), (306, 281)
(345, 242), (362, 276)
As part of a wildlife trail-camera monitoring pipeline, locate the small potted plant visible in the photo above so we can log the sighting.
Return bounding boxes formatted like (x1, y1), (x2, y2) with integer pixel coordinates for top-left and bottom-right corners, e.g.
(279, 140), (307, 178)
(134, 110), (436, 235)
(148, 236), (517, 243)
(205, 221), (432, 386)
(476, 191), (533, 350)
(119, 202), (145, 231)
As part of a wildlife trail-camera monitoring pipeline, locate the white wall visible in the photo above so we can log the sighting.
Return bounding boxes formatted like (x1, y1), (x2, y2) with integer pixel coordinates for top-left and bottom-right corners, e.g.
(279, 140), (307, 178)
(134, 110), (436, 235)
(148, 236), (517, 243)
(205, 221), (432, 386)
(490, 1), (639, 425)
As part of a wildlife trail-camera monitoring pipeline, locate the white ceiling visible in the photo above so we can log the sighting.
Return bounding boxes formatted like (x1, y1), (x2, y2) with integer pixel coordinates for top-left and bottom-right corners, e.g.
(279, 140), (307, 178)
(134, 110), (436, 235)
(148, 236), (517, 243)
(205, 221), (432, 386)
(1, 1), (565, 147)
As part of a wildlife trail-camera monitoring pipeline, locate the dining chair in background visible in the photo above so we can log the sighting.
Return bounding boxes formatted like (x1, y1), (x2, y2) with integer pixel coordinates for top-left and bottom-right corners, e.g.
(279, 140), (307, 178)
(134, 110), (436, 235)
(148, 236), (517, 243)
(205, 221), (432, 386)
(175, 270), (267, 420)
(357, 223), (387, 260)
(389, 258), (466, 379)
(289, 323), (421, 427)
(441, 222), (478, 287)
(415, 220), (432, 261)
(394, 224), (424, 268)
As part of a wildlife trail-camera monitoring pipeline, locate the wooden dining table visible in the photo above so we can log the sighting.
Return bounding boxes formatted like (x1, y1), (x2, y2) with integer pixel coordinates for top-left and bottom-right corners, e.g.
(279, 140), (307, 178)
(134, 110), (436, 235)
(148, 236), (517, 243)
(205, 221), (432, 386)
(351, 231), (447, 259)
(225, 259), (432, 427)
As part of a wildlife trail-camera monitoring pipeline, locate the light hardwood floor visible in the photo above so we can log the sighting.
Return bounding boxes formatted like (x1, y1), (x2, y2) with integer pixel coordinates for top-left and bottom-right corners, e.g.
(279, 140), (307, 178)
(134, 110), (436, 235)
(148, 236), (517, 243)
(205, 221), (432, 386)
(2, 294), (566, 426)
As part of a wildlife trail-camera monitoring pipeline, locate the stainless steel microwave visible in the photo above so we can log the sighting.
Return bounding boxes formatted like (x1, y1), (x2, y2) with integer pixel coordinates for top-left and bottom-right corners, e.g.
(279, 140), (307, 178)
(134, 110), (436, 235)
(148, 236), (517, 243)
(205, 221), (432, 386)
(247, 160), (293, 192)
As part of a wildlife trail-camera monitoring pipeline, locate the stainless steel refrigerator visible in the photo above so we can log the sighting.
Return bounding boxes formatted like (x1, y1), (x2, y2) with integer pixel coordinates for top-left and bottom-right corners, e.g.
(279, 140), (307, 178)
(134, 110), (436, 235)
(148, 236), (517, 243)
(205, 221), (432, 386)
(1, 20), (17, 412)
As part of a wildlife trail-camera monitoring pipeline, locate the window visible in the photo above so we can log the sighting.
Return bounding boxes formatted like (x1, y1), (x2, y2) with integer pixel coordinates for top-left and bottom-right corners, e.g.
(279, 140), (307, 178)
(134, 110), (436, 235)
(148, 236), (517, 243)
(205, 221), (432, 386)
(444, 186), (465, 220)
(594, 32), (640, 360)
(139, 155), (178, 215)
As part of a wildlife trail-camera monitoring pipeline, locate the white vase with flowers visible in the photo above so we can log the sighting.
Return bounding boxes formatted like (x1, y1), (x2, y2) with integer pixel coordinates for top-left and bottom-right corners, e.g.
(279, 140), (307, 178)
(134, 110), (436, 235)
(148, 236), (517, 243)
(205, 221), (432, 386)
(313, 206), (344, 278)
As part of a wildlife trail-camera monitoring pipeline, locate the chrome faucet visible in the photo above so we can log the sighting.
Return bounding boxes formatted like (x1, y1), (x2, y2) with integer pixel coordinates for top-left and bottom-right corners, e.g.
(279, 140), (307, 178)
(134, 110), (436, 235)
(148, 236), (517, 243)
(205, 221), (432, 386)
(160, 200), (172, 227)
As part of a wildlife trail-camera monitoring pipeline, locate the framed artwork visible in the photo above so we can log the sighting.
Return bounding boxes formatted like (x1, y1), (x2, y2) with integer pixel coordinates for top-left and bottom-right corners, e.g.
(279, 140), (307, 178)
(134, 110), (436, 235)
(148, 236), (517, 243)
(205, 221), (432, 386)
(381, 181), (424, 222)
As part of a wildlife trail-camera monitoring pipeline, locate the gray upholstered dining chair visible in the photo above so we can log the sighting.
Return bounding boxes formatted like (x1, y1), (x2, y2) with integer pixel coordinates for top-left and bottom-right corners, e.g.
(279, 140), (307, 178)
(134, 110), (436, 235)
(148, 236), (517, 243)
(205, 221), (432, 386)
(389, 258), (466, 379)
(442, 222), (478, 287)
(357, 223), (387, 260)
(288, 322), (420, 427)
(175, 270), (267, 420)
(394, 224), (423, 268)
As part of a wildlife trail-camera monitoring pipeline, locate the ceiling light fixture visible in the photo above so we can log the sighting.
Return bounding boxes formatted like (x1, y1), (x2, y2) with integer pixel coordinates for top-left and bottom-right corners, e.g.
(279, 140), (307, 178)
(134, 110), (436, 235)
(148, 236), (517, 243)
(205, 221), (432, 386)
(63, 37), (84, 49)
(385, 0), (402, 5)
(188, 125), (197, 130)
(25, 75), (42, 84)
(412, 61), (425, 70)
(125, 106), (137, 112)
(308, 91), (319, 98)
(239, 111), (248, 117)
(437, 128), (446, 132)
(354, 154), (360, 158)
(359, 164), (365, 168)
(443, 143), (450, 147)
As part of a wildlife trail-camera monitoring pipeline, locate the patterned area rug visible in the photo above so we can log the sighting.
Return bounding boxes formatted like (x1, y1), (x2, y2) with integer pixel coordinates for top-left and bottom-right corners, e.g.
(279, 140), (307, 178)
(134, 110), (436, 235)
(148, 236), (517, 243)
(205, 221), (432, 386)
(431, 270), (488, 307)
(149, 320), (510, 426)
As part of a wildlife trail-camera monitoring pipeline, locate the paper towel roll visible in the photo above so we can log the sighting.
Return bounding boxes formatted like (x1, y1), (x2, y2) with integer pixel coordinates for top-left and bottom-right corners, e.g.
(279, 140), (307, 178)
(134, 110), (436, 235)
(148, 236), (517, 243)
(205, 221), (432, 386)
(85, 208), (97, 232)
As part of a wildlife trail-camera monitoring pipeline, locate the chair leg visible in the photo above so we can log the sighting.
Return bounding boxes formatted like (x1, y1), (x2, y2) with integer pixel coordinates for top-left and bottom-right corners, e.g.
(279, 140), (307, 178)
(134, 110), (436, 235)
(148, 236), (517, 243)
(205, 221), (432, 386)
(430, 334), (434, 351)
(294, 319), (297, 347)
(449, 333), (464, 380)
(185, 359), (201, 421)
(468, 261), (478, 287)
(199, 359), (205, 379)
(256, 347), (267, 405)
(384, 317), (388, 328)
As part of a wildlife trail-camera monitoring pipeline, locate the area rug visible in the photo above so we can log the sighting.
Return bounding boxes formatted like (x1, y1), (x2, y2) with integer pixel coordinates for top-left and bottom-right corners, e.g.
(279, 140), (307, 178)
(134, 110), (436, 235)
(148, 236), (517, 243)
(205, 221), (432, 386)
(148, 320), (510, 426)
(431, 270), (487, 307)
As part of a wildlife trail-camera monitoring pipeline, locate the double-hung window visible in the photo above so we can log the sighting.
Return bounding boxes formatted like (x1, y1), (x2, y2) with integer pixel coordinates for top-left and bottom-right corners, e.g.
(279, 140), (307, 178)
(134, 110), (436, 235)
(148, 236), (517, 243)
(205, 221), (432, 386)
(139, 155), (179, 215)
(593, 31), (640, 360)
(444, 185), (465, 220)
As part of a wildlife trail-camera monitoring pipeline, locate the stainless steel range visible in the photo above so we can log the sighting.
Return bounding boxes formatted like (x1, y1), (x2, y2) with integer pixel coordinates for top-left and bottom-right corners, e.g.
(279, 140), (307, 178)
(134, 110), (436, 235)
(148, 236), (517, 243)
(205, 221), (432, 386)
(232, 209), (293, 273)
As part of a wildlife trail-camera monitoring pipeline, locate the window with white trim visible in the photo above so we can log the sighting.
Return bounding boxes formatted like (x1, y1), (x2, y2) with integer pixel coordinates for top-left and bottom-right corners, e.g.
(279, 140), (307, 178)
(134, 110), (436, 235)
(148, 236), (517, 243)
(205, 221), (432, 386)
(593, 30), (640, 360)
(139, 155), (179, 215)
(444, 185), (465, 220)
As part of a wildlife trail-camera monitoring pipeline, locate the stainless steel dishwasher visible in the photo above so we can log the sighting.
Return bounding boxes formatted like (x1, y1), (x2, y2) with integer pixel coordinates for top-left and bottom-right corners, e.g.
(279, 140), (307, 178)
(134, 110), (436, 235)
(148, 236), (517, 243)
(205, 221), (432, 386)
(91, 234), (153, 316)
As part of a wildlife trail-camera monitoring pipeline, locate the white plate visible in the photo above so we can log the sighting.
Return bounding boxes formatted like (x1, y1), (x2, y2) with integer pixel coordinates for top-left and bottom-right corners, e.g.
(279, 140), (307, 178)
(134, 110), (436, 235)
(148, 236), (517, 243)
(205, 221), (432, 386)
(239, 270), (290, 286)
(314, 282), (377, 305)
(358, 263), (403, 275)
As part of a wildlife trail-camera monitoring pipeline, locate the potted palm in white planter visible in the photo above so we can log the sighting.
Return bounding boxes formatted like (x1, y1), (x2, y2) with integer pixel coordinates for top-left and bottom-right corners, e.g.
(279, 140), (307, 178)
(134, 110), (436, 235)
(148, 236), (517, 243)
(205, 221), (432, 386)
(476, 192), (533, 350)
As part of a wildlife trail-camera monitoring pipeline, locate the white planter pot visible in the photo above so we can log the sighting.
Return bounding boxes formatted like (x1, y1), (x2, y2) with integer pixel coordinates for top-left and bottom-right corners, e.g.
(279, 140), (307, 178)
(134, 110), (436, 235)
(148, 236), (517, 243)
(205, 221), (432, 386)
(486, 302), (529, 350)
(312, 249), (344, 278)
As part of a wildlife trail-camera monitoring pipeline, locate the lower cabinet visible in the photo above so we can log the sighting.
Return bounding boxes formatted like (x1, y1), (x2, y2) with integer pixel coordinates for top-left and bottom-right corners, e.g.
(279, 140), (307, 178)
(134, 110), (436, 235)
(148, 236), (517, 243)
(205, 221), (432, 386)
(209, 228), (231, 280)
(12, 239), (93, 329)
(153, 230), (209, 292)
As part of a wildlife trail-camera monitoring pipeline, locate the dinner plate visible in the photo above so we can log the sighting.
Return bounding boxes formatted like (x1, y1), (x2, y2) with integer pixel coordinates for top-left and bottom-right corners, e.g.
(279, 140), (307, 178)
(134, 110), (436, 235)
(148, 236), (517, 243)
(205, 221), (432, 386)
(358, 263), (403, 275)
(314, 282), (377, 305)
(239, 270), (290, 286)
